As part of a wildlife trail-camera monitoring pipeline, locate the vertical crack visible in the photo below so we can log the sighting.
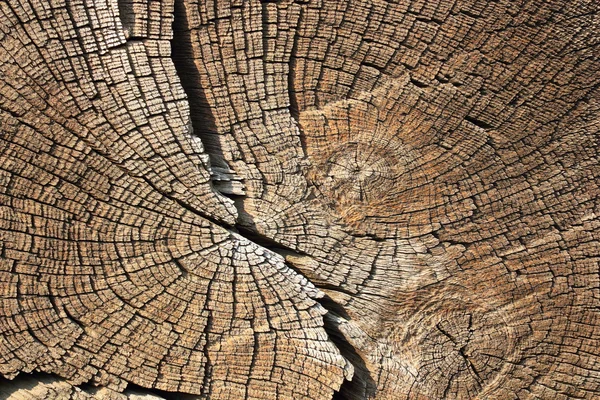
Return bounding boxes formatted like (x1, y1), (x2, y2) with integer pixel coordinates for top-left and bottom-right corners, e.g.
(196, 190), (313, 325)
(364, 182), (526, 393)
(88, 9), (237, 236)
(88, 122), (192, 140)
(323, 307), (377, 400)
(168, 2), (376, 399)
(170, 0), (244, 198)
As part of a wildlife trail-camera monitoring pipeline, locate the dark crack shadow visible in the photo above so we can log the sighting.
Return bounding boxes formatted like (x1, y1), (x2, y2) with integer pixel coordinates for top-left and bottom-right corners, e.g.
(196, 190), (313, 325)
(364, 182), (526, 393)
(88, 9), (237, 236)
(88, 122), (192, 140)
(322, 306), (377, 400)
(169, 2), (377, 399)
(171, 0), (232, 176)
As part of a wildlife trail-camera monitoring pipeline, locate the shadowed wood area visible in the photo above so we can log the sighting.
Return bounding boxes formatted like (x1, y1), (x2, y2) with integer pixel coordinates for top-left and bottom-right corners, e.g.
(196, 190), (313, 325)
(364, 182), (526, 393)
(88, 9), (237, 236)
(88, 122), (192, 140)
(0, 0), (598, 399)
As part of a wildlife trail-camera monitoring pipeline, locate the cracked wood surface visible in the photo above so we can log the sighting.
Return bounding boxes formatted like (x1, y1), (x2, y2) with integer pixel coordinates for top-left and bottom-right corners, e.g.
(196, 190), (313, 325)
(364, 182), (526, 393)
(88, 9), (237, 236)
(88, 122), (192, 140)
(1, 0), (599, 399)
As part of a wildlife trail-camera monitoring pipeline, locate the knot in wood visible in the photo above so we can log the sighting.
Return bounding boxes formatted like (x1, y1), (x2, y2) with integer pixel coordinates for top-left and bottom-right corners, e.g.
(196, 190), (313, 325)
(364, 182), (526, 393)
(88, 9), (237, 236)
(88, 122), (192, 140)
(319, 141), (397, 204)
(390, 298), (518, 399)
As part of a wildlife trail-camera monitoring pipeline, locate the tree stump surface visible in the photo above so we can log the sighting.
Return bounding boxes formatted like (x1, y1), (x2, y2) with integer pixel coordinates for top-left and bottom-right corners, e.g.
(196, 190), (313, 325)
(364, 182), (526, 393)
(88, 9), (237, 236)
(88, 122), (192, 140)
(0, 0), (598, 399)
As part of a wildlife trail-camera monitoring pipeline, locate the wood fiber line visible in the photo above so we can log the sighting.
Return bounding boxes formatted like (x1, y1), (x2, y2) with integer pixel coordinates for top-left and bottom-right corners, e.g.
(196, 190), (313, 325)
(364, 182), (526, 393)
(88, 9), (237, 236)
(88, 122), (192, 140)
(0, 0), (349, 398)
(1, 0), (599, 399)
(172, 0), (600, 398)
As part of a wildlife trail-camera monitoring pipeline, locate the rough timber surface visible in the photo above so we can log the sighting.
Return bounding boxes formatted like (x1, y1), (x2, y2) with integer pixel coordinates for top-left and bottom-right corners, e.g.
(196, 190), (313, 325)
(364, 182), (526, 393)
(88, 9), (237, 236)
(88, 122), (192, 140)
(0, 0), (599, 399)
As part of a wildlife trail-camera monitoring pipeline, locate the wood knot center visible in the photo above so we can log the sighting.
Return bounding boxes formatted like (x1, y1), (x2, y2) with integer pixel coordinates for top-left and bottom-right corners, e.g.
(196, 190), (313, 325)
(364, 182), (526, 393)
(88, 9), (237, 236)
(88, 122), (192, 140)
(388, 298), (518, 399)
(323, 142), (394, 202)
(311, 139), (408, 206)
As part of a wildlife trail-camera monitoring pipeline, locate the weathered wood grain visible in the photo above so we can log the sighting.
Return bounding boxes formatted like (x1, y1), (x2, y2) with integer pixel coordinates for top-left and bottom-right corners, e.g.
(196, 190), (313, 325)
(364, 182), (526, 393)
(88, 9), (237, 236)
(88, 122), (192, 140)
(0, 373), (166, 399)
(1, 0), (599, 399)
(0, 0), (348, 398)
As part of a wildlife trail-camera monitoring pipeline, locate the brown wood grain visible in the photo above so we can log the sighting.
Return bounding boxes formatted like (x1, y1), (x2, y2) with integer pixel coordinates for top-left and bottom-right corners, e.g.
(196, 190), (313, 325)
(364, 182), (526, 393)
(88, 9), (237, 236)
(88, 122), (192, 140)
(1, 0), (598, 399)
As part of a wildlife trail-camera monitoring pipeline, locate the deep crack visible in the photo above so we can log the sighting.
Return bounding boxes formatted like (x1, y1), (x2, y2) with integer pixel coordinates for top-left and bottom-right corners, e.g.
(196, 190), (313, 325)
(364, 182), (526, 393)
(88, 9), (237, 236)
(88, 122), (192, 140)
(168, 1), (374, 398)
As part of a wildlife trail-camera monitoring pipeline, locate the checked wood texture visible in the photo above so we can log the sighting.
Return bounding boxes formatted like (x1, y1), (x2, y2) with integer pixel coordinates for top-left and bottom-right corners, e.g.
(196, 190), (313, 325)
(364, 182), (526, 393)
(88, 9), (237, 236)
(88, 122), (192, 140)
(0, 0), (349, 398)
(173, 0), (600, 398)
(1, 0), (599, 399)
